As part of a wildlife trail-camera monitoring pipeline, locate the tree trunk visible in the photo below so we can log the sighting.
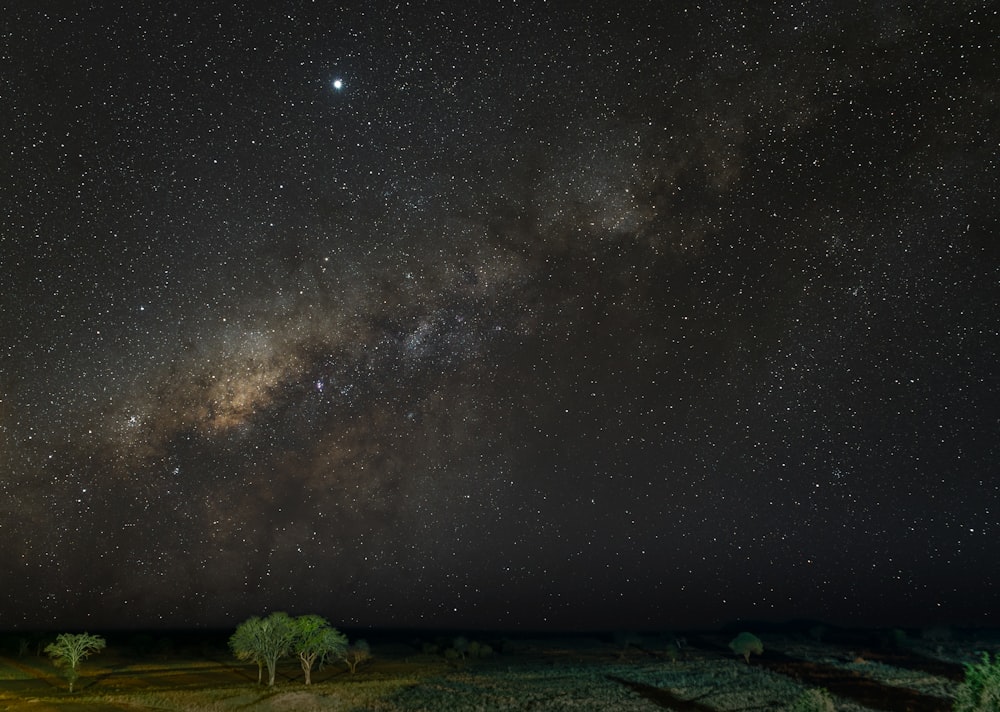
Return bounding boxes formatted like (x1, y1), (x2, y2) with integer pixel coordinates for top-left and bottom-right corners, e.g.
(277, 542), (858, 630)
(301, 654), (315, 685)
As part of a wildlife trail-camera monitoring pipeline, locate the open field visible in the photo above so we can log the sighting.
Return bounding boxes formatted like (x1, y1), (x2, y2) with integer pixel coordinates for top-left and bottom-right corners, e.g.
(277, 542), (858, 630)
(0, 629), (993, 711)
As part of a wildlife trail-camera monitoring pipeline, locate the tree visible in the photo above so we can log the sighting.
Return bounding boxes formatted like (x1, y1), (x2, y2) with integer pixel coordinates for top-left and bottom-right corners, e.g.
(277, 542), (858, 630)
(229, 612), (296, 687)
(451, 635), (470, 659)
(229, 618), (266, 684)
(290, 614), (347, 685)
(467, 641), (493, 658)
(340, 639), (372, 674)
(728, 631), (763, 664)
(614, 631), (642, 659)
(44, 633), (106, 693)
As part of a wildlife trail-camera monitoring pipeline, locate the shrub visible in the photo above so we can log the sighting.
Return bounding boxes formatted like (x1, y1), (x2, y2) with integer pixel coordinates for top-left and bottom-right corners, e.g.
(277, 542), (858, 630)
(922, 625), (952, 643)
(468, 641), (493, 658)
(786, 687), (835, 712)
(889, 628), (908, 647)
(439, 636), (494, 664)
(728, 632), (763, 663)
(954, 652), (1000, 712)
(614, 631), (642, 658)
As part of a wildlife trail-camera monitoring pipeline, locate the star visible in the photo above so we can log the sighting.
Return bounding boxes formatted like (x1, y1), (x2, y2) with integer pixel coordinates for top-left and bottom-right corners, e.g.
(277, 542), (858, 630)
(2, 1), (995, 635)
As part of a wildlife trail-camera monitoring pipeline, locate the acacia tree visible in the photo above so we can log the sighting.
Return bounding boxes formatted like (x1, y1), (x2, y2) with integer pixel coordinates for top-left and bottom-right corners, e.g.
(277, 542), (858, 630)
(229, 612), (296, 687)
(229, 618), (265, 684)
(290, 614), (348, 685)
(339, 639), (372, 674)
(44, 633), (106, 692)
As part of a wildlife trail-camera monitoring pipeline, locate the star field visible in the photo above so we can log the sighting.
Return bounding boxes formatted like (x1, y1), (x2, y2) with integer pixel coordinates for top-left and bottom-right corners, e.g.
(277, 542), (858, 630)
(1, 2), (998, 631)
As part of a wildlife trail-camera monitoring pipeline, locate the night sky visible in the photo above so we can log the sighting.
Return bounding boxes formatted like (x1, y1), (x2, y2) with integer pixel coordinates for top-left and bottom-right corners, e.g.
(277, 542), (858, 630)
(2, 2), (997, 633)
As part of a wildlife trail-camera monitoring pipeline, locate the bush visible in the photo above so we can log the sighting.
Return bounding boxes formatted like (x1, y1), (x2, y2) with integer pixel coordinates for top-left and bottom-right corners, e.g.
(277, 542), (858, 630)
(786, 688), (835, 712)
(922, 624), (952, 643)
(468, 641), (493, 658)
(954, 652), (1000, 712)
(888, 628), (908, 648)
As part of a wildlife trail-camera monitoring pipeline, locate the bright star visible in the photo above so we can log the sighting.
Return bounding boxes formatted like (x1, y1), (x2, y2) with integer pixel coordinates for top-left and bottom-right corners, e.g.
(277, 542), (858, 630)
(332, 78), (344, 91)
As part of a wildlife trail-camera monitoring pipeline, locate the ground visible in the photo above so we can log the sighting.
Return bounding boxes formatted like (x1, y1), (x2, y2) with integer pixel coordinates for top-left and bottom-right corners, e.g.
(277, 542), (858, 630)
(0, 628), (993, 711)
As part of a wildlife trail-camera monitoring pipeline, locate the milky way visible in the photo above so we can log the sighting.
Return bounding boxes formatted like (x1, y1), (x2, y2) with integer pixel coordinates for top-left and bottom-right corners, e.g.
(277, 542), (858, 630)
(2, 3), (998, 630)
